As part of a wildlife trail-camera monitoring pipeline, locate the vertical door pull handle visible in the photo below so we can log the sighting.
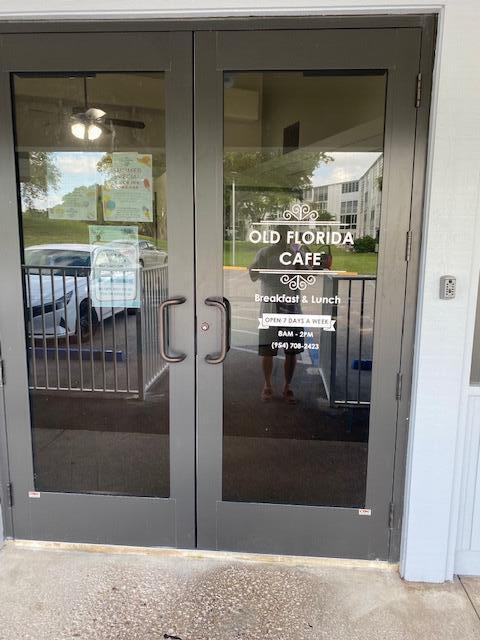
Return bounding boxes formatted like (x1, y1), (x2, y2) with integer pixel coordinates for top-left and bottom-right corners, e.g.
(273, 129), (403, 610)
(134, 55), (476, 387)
(159, 296), (187, 363)
(205, 296), (231, 364)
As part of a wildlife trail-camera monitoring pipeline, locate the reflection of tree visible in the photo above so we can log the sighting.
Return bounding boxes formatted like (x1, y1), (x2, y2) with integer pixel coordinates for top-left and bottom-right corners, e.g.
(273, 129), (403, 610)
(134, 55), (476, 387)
(48, 183), (101, 218)
(59, 184), (96, 200)
(224, 150), (333, 231)
(310, 207), (334, 222)
(21, 152), (61, 211)
(96, 153), (112, 177)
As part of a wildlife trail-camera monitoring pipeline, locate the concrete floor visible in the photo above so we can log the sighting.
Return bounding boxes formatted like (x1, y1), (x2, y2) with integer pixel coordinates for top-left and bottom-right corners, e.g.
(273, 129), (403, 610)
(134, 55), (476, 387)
(0, 544), (479, 640)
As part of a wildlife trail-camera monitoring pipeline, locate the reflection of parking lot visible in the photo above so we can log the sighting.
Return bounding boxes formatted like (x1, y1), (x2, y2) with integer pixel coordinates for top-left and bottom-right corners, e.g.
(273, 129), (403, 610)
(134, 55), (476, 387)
(29, 311), (141, 393)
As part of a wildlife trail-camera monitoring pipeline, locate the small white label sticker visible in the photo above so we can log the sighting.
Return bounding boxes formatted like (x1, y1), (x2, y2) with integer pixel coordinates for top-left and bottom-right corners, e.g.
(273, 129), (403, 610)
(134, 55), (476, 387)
(358, 508), (372, 516)
(28, 491), (41, 498)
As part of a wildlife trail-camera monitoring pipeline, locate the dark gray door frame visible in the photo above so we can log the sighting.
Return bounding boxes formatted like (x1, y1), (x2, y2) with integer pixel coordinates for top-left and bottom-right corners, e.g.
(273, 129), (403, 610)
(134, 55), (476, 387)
(0, 14), (435, 33)
(0, 31), (196, 547)
(0, 15), (436, 560)
(194, 25), (433, 561)
(0, 348), (13, 539)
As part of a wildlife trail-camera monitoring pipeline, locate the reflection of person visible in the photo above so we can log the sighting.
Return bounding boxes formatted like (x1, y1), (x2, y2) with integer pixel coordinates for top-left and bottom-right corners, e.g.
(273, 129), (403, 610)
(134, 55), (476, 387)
(249, 226), (304, 404)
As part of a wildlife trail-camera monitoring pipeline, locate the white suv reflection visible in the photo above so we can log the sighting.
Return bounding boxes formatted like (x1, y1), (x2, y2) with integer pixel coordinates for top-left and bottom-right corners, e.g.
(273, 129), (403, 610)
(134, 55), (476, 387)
(24, 242), (166, 338)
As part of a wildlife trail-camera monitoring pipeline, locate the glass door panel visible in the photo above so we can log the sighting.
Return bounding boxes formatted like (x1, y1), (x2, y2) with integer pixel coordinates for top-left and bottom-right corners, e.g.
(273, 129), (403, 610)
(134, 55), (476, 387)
(223, 71), (386, 508)
(13, 72), (170, 498)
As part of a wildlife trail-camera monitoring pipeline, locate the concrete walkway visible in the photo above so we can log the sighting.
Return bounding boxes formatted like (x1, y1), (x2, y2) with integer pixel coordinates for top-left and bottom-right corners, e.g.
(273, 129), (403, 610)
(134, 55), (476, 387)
(0, 544), (479, 640)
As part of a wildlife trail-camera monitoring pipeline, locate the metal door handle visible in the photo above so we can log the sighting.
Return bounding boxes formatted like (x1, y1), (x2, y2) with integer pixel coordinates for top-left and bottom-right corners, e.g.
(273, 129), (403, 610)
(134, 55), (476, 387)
(159, 296), (187, 363)
(205, 296), (231, 364)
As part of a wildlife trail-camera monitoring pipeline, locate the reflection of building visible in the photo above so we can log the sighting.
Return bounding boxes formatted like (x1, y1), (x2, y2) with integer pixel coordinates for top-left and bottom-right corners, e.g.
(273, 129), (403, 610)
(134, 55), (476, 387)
(304, 154), (383, 239)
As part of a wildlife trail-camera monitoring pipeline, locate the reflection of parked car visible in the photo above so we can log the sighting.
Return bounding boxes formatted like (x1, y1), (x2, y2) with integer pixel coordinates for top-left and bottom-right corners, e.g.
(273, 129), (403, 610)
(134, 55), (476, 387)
(24, 244), (115, 339)
(24, 241), (167, 339)
(138, 240), (168, 267)
(110, 239), (168, 267)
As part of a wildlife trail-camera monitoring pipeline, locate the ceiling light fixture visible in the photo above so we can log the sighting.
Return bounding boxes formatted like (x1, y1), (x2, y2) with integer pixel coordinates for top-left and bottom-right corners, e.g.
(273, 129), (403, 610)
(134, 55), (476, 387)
(87, 123), (102, 141)
(71, 117), (104, 141)
(71, 122), (86, 140)
(70, 77), (106, 142)
(70, 76), (146, 141)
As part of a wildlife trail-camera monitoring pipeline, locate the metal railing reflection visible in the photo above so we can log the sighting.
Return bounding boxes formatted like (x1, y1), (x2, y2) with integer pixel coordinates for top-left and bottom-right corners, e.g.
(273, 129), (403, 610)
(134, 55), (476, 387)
(320, 275), (376, 407)
(23, 264), (168, 397)
(140, 265), (169, 392)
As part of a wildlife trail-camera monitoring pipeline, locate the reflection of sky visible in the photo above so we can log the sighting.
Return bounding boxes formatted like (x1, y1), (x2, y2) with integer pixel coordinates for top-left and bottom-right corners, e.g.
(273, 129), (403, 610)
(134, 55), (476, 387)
(41, 151), (105, 209)
(312, 152), (382, 187)
(36, 150), (381, 209)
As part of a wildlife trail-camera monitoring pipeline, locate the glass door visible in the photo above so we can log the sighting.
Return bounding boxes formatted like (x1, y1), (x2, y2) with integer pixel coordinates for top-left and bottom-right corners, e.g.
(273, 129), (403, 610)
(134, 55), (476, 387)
(195, 29), (422, 559)
(0, 32), (196, 546)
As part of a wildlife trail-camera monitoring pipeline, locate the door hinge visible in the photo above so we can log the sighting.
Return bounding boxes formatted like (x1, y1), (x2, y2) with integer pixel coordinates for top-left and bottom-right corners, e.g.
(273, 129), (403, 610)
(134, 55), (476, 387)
(405, 230), (413, 262)
(7, 482), (13, 508)
(415, 73), (422, 109)
(395, 372), (403, 400)
(0, 358), (4, 387)
(388, 501), (395, 530)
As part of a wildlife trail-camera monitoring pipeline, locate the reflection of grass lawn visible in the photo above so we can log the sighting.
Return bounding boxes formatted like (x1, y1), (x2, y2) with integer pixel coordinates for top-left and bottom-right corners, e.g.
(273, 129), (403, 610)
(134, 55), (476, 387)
(22, 214), (164, 249)
(223, 241), (377, 275)
(23, 215), (92, 247)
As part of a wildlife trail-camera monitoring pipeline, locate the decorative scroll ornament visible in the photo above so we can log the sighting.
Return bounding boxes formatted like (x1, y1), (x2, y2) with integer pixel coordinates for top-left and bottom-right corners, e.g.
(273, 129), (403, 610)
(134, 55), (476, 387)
(280, 273), (316, 291)
(282, 202), (319, 222)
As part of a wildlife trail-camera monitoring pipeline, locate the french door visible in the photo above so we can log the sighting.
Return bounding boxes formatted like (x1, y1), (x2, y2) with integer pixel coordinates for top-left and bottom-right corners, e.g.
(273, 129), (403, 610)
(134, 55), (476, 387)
(194, 29), (422, 559)
(0, 25), (425, 560)
(0, 32), (196, 547)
